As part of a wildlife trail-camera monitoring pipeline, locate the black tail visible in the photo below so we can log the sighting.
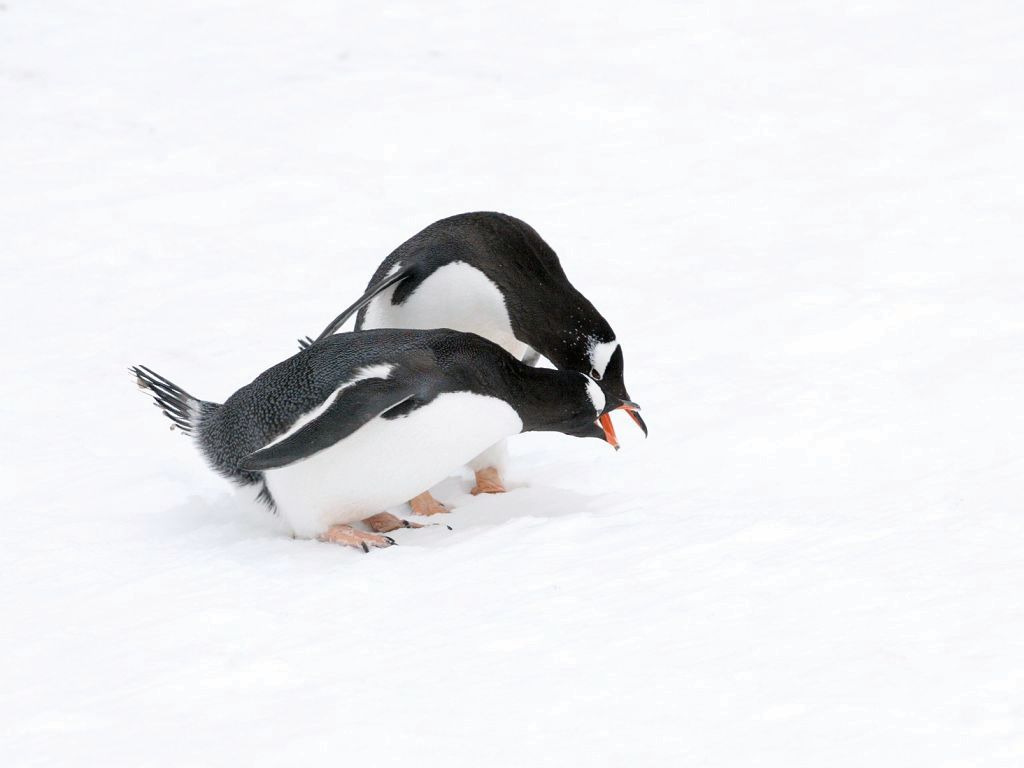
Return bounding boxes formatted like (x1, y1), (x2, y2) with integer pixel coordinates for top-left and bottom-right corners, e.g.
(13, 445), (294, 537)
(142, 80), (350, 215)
(130, 365), (203, 435)
(130, 364), (270, 503)
(298, 264), (415, 350)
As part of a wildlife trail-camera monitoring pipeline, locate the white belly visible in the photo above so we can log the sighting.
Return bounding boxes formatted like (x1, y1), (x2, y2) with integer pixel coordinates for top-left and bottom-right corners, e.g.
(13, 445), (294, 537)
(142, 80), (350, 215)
(262, 392), (523, 538)
(361, 262), (528, 359)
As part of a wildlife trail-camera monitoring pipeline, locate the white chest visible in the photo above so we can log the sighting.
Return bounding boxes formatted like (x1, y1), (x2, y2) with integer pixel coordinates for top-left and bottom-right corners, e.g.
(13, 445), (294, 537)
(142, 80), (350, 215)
(261, 392), (523, 538)
(361, 262), (528, 359)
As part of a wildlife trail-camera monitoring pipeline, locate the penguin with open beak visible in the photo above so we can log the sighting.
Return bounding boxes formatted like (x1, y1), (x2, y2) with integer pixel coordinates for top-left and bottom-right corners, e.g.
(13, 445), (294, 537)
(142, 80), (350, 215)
(132, 329), (617, 550)
(301, 212), (645, 512)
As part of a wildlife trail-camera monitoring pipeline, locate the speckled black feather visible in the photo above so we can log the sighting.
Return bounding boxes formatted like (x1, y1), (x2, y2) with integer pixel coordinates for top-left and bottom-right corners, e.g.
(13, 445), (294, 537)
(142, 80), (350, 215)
(306, 212), (638, 410)
(133, 329), (605, 508)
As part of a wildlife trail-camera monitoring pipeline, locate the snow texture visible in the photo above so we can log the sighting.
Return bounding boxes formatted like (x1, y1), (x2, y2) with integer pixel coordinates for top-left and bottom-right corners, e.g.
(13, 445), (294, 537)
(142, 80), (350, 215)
(2, 1), (1023, 765)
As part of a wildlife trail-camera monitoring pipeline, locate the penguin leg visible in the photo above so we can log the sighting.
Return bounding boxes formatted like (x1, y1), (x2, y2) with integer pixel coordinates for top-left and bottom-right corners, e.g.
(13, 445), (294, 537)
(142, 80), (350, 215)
(471, 466), (506, 495)
(363, 512), (424, 532)
(318, 524), (395, 552)
(469, 441), (509, 495)
(409, 491), (451, 516)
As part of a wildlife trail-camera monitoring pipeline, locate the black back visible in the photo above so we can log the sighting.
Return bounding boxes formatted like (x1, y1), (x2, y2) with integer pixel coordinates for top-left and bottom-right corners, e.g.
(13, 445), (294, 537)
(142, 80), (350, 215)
(353, 212), (616, 372)
(199, 329), (602, 479)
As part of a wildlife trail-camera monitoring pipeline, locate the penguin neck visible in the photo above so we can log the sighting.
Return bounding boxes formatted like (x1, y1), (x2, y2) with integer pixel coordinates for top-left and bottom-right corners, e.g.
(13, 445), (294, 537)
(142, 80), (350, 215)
(512, 289), (612, 373)
(509, 366), (585, 432)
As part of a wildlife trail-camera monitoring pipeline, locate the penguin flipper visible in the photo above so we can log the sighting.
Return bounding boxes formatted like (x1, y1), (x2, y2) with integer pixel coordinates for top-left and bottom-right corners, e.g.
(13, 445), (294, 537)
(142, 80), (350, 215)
(301, 265), (416, 350)
(239, 377), (418, 471)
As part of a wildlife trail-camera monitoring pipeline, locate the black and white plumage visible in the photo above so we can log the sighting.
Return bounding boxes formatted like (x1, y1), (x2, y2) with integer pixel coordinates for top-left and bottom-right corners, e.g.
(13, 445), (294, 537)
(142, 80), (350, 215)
(303, 212), (646, 438)
(133, 329), (612, 539)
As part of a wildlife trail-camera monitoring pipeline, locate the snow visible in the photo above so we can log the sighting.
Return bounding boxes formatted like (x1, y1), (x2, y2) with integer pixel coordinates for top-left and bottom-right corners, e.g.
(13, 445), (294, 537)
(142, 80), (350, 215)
(2, 1), (1023, 765)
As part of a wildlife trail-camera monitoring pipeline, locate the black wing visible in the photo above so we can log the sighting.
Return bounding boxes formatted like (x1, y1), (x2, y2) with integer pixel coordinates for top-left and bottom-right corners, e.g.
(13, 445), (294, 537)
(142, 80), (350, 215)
(240, 376), (418, 471)
(299, 264), (416, 350)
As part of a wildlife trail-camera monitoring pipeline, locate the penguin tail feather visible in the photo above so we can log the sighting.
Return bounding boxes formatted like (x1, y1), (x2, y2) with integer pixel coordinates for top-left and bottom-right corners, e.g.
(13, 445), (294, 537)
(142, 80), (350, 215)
(130, 365), (205, 435)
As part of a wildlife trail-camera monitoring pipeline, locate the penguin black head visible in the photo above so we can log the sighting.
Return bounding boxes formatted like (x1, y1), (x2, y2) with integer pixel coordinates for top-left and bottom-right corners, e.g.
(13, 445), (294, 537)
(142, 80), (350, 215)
(586, 339), (647, 439)
(540, 297), (647, 441)
(518, 370), (620, 449)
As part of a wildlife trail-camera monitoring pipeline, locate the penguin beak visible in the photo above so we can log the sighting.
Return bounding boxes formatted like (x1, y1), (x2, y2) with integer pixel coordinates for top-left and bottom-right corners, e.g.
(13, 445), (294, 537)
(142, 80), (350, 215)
(597, 402), (646, 448)
(616, 401), (648, 438)
(598, 413), (620, 450)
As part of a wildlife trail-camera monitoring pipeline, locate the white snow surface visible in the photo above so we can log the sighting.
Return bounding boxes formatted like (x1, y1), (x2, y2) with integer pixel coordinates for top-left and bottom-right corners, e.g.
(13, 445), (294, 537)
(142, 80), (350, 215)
(2, 1), (1023, 765)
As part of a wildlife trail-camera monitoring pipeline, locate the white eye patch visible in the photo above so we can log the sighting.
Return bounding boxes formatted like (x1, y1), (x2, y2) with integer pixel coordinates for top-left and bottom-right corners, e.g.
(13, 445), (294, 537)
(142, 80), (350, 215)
(584, 375), (606, 415)
(588, 339), (619, 380)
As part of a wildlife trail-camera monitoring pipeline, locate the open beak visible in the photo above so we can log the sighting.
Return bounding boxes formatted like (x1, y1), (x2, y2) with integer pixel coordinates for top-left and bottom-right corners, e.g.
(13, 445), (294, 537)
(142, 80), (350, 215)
(598, 413), (620, 450)
(617, 401), (648, 438)
(597, 402), (646, 449)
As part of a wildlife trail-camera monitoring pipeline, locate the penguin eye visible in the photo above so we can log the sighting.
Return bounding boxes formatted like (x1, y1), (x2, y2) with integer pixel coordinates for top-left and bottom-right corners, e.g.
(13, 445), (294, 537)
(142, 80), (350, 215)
(589, 368), (602, 381)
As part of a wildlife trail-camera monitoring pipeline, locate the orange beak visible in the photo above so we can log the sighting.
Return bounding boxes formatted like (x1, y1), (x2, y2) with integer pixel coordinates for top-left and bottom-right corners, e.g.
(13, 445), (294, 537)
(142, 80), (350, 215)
(598, 412), (620, 450)
(618, 402), (648, 437)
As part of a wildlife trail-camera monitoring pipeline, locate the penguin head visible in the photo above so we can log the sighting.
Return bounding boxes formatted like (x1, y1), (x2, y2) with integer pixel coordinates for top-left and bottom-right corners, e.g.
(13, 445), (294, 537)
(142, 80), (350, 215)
(585, 338), (648, 439)
(521, 372), (619, 448)
(533, 299), (647, 440)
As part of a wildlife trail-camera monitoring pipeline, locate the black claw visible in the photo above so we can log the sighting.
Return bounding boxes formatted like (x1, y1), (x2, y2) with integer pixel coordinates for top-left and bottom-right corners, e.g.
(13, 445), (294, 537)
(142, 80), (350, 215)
(401, 520), (411, 528)
(361, 542), (370, 553)
(446, 525), (453, 531)
(385, 536), (396, 546)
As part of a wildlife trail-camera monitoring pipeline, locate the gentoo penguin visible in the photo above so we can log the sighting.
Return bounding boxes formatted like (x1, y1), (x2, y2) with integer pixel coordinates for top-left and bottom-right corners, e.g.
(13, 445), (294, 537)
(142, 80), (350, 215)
(302, 211), (645, 513)
(132, 329), (615, 550)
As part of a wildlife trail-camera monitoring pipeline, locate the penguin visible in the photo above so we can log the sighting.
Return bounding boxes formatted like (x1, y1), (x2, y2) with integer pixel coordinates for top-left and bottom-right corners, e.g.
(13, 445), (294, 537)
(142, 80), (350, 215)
(301, 211), (645, 513)
(132, 328), (615, 550)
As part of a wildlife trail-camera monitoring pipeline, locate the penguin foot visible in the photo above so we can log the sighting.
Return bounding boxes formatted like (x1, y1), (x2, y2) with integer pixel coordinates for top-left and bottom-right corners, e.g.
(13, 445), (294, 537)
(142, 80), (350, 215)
(318, 524), (396, 552)
(409, 491), (451, 516)
(363, 512), (424, 533)
(471, 467), (506, 495)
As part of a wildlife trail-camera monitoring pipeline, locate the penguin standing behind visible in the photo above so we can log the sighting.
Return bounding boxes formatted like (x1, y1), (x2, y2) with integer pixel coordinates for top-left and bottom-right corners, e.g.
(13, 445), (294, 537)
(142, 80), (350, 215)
(302, 212), (646, 515)
(132, 329), (615, 550)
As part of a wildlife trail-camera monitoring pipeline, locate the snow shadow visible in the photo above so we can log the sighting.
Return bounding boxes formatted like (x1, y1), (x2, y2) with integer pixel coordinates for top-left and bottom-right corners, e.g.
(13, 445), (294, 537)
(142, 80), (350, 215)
(147, 475), (598, 554)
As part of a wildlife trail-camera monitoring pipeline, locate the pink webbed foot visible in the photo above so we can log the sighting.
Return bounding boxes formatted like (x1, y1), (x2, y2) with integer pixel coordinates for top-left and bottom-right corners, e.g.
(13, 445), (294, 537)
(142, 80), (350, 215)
(363, 512), (424, 533)
(318, 524), (395, 552)
(471, 466), (506, 496)
(409, 491), (451, 516)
